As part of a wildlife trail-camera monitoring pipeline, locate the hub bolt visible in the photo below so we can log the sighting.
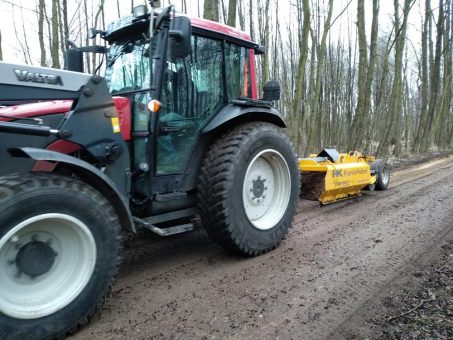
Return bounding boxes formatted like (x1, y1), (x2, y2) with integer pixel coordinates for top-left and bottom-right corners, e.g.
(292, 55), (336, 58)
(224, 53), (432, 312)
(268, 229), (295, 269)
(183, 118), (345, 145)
(7, 259), (15, 265)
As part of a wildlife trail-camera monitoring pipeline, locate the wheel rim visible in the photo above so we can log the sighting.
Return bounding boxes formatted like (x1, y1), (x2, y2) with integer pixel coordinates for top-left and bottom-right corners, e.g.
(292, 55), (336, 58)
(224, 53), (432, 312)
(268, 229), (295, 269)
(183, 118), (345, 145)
(242, 149), (291, 231)
(0, 213), (96, 319)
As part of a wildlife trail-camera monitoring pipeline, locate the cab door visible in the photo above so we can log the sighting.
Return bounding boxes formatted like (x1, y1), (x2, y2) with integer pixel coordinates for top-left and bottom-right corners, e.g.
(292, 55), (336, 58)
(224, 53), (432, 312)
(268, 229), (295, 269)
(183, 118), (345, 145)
(155, 36), (225, 175)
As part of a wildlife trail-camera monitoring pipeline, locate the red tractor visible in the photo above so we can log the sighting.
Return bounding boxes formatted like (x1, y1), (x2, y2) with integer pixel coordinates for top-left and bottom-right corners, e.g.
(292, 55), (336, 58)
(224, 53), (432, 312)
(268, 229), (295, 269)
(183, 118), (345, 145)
(0, 4), (299, 339)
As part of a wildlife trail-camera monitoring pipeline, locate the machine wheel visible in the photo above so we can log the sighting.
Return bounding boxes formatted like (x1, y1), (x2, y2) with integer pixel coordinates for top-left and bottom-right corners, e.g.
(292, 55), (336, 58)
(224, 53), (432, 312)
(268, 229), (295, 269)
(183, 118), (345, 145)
(372, 159), (390, 190)
(198, 122), (299, 256)
(0, 173), (121, 340)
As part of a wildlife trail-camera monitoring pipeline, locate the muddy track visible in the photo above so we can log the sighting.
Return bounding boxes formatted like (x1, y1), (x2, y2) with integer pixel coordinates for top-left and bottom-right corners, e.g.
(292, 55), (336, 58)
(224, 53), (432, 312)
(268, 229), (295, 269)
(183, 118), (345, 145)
(72, 156), (453, 340)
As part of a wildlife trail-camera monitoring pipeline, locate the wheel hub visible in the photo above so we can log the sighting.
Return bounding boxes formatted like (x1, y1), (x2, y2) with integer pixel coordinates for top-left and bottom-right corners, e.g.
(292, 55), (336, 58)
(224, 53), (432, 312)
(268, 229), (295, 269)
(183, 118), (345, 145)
(251, 177), (266, 199)
(15, 240), (57, 278)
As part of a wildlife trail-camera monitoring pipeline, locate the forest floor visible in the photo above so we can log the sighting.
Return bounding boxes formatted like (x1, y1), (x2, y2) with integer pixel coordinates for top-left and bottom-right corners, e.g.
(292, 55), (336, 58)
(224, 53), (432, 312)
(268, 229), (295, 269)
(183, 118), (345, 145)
(71, 151), (453, 340)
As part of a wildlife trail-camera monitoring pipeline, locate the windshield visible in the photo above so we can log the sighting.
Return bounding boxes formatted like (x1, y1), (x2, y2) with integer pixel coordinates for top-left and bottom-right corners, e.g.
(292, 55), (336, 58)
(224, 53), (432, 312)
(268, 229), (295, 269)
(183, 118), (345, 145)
(105, 38), (151, 94)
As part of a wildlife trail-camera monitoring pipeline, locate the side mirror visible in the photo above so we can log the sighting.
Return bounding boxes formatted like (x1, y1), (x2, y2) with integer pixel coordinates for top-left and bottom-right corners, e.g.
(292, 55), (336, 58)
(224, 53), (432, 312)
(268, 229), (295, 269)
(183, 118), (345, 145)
(255, 45), (266, 55)
(65, 48), (84, 73)
(169, 16), (192, 58)
(262, 80), (281, 102)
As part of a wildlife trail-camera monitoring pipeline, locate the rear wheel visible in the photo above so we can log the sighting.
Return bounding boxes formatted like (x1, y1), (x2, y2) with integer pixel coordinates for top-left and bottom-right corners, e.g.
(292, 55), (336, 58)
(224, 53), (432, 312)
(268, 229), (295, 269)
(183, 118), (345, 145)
(0, 173), (121, 340)
(371, 159), (390, 190)
(198, 122), (299, 256)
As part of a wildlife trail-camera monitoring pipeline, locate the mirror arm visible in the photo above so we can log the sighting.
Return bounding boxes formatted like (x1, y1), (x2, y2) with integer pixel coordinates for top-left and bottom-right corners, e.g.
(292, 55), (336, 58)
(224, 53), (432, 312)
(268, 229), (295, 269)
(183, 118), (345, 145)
(155, 6), (172, 29)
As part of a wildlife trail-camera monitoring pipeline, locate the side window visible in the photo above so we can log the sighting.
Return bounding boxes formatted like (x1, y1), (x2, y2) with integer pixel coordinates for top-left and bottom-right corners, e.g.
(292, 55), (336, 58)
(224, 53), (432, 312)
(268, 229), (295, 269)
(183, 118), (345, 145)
(224, 43), (251, 99)
(191, 36), (224, 117)
(156, 36), (224, 175)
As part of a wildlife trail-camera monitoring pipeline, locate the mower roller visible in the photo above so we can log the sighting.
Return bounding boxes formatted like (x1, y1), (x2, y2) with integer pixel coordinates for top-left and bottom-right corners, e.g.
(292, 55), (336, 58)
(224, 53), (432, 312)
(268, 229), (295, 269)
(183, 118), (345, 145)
(299, 149), (390, 204)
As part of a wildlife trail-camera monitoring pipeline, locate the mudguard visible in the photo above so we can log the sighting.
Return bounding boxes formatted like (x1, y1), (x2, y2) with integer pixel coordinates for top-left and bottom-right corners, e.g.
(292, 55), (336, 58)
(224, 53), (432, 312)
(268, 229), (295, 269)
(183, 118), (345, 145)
(8, 147), (135, 232)
(202, 102), (286, 133)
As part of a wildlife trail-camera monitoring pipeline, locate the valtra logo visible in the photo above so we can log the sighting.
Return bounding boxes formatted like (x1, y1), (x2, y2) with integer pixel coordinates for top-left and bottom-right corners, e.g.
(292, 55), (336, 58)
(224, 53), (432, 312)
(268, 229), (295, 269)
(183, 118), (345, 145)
(14, 69), (64, 86)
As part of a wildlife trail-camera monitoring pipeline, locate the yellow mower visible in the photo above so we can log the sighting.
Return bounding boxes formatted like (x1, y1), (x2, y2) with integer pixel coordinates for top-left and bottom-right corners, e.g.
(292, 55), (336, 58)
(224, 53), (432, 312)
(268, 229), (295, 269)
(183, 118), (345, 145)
(299, 149), (390, 204)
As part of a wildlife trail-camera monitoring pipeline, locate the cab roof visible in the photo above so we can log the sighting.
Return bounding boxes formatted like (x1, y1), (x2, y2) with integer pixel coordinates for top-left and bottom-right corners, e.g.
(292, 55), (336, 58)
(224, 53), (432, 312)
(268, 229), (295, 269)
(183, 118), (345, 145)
(104, 8), (254, 47)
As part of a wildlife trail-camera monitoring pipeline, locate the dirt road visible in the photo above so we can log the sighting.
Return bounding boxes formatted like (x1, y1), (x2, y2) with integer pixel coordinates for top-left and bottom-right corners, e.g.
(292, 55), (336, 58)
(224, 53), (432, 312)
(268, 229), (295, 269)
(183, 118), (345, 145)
(72, 155), (453, 340)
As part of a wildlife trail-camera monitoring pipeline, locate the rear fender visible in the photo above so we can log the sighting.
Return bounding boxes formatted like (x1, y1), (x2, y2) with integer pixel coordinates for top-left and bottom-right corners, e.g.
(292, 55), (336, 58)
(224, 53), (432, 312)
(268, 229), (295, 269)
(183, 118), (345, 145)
(202, 103), (286, 133)
(8, 147), (135, 232)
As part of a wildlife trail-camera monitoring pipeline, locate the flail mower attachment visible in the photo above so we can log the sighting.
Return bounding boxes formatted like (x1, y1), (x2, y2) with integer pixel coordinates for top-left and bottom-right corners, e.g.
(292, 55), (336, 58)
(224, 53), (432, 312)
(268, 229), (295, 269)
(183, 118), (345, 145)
(299, 149), (390, 205)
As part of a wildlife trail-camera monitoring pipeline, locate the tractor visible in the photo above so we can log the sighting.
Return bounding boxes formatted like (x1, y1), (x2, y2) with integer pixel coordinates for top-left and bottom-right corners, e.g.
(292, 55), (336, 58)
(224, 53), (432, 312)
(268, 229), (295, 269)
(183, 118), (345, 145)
(0, 4), (299, 339)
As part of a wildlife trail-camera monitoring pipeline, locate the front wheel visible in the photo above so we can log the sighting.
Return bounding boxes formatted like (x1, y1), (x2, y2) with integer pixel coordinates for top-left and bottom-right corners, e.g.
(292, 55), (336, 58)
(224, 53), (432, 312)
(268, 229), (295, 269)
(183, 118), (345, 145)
(0, 173), (121, 340)
(198, 122), (300, 256)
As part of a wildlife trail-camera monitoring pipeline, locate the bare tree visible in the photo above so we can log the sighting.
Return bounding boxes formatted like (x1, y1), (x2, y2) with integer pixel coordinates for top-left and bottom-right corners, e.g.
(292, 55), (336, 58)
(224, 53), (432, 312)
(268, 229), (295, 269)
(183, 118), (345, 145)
(38, 0), (46, 66)
(290, 0), (310, 149)
(62, 0), (70, 53)
(203, 0), (219, 21)
(51, 0), (61, 68)
(350, 0), (379, 150)
(377, 0), (414, 156)
(227, 0), (237, 27)
(412, 0), (432, 152)
(306, 0), (334, 153)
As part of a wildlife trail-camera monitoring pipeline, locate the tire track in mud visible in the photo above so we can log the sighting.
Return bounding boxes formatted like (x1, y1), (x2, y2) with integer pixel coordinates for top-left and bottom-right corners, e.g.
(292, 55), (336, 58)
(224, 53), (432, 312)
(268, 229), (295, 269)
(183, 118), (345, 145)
(71, 158), (453, 340)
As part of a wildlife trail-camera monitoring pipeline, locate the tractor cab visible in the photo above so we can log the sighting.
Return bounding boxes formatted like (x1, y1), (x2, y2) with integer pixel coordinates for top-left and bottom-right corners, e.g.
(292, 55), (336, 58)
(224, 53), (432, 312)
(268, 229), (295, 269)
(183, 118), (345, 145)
(66, 5), (272, 196)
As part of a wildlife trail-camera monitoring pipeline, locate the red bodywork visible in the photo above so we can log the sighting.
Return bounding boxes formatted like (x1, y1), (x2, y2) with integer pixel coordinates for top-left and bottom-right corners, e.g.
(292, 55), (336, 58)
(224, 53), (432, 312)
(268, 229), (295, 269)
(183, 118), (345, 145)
(0, 97), (132, 142)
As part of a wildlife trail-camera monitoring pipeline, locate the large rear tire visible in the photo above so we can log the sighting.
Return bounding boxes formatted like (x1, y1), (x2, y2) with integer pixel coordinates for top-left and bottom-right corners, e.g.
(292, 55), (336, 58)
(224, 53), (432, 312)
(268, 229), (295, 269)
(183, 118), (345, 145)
(198, 122), (299, 256)
(0, 173), (121, 340)
(371, 159), (390, 190)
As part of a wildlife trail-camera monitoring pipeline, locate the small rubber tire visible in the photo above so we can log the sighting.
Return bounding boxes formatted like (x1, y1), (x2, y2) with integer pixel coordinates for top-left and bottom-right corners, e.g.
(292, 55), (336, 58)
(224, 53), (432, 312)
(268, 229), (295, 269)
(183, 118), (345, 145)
(371, 159), (390, 190)
(198, 122), (300, 256)
(0, 173), (121, 340)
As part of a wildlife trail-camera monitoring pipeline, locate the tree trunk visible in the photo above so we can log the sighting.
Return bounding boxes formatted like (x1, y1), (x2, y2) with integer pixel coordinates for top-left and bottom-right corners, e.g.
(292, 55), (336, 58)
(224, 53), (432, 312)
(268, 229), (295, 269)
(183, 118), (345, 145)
(51, 0), (61, 68)
(83, 0), (91, 74)
(204, 0), (219, 21)
(91, 0), (106, 73)
(412, 0), (430, 152)
(350, 0), (368, 150)
(377, 0), (413, 156)
(38, 0), (46, 66)
(419, 0), (444, 152)
(350, 0), (379, 151)
(227, 0), (237, 27)
(62, 0), (69, 52)
(434, 0), (451, 148)
(260, 0), (271, 86)
(306, 0), (334, 154)
(291, 0), (310, 152)
(238, 0), (245, 30)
